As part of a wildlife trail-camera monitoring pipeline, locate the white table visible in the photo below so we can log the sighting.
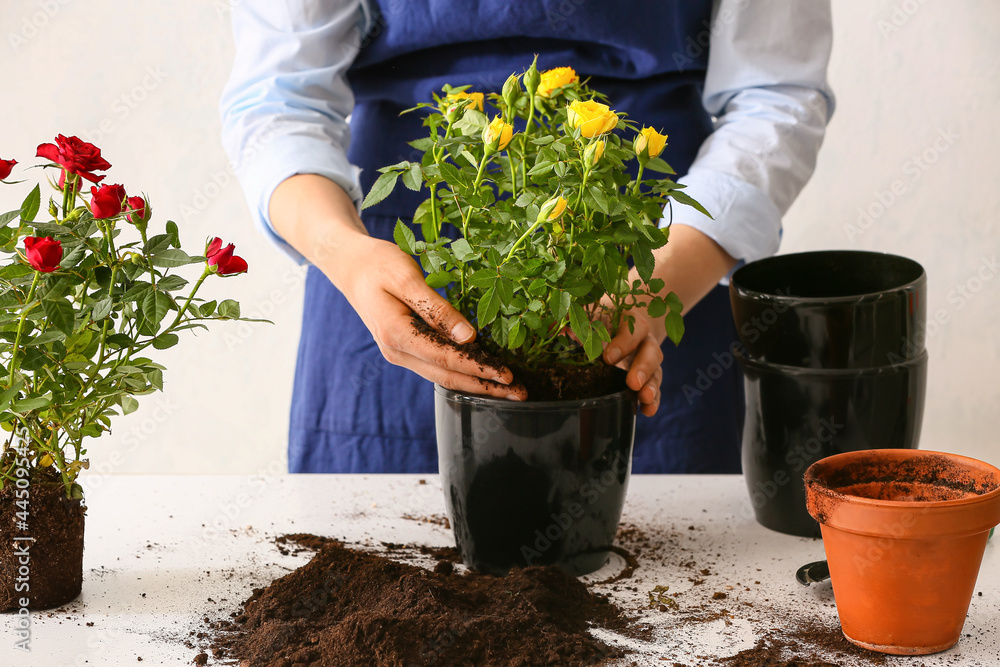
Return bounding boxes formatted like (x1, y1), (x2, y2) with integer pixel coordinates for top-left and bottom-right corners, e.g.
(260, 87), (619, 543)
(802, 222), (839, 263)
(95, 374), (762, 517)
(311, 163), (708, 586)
(2, 475), (997, 666)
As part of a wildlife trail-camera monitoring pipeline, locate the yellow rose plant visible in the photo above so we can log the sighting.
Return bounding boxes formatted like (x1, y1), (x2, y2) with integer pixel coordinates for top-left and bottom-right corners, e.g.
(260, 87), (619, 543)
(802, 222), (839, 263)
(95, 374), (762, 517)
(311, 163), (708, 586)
(362, 58), (709, 370)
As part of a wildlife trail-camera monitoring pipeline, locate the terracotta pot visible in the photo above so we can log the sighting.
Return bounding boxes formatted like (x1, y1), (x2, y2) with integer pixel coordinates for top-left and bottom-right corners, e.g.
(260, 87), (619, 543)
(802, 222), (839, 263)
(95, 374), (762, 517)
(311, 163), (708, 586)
(1, 472), (85, 611)
(805, 449), (1000, 655)
(435, 384), (636, 576)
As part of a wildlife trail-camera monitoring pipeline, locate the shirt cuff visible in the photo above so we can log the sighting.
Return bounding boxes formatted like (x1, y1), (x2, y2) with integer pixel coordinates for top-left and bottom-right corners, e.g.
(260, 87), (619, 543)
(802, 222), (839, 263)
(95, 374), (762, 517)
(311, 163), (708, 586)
(235, 134), (363, 265)
(660, 167), (782, 264)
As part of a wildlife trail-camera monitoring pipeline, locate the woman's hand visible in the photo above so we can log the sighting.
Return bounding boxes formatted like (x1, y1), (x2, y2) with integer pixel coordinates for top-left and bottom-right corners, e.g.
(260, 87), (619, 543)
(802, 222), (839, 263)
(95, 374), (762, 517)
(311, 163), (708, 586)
(601, 310), (664, 417)
(269, 174), (527, 401)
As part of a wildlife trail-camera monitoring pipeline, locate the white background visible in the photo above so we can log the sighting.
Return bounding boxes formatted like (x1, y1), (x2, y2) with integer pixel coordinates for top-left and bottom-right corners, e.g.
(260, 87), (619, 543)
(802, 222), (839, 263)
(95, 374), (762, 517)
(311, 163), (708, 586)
(0, 0), (996, 475)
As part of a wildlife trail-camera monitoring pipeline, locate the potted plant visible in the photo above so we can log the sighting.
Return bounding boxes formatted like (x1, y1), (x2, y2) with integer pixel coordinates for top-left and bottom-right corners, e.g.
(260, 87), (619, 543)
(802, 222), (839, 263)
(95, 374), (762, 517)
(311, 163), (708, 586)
(805, 449), (1000, 655)
(0, 136), (255, 612)
(364, 59), (708, 574)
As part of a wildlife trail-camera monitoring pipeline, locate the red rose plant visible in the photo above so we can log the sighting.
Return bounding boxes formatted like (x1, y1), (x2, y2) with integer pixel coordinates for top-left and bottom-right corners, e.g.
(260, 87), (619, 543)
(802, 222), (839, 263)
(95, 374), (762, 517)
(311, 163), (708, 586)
(0, 136), (257, 500)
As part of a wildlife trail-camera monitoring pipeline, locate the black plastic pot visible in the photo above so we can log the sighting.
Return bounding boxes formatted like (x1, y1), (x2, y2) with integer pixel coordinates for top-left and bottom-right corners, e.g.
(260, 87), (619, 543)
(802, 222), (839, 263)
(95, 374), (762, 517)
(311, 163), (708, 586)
(435, 385), (637, 576)
(738, 349), (927, 537)
(730, 251), (926, 369)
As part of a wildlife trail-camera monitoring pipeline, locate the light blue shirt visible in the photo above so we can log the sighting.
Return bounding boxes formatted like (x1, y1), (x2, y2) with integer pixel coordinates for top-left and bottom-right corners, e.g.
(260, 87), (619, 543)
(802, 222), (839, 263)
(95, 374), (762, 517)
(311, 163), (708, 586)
(221, 0), (835, 266)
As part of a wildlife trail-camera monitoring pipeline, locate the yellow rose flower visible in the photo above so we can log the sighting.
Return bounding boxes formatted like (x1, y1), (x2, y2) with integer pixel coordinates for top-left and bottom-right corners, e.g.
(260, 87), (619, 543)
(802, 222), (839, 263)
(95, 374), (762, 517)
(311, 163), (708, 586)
(537, 67), (579, 97)
(445, 91), (484, 113)
(483, 116), (514, 151)
(634, 127), (668, 159)
(547, 196), (568, 221)
(584, 139), (605, 167)
(566, 100), (618, 138)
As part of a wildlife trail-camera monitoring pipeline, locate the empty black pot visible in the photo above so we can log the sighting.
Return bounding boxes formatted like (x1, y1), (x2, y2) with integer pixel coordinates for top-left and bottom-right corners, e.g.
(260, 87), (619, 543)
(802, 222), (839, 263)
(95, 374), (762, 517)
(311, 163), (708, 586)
(738, 349), (927, 537)
(435, 385), (637, 576)
(730, 251), (926, 369)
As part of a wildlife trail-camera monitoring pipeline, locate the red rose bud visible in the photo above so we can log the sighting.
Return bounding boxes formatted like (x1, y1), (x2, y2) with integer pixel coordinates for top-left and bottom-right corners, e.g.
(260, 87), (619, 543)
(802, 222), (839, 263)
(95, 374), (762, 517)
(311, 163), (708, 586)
(24, 236), (63, 273)
(206, 237), (248, 276)
(58, 169), (84, 193)
(126, 196), (148, 224)
(36, 134), (111, 184)
(0, 158), (16, 180)
(89, 184), (127, 219)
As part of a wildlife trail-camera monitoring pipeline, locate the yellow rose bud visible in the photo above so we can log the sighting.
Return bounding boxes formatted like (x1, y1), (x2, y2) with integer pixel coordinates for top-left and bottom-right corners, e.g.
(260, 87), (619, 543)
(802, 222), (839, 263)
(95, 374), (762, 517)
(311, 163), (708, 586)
(566, 100), (619, 138)
(524, 55), (541, 96)
(445, 91), (484, 113)
(483, 116), (514, 152)
(537, 67), (579, 97)
(634, 127), (668, 160)
(584, 139), (605, 167)
(537, 196), (568, 223)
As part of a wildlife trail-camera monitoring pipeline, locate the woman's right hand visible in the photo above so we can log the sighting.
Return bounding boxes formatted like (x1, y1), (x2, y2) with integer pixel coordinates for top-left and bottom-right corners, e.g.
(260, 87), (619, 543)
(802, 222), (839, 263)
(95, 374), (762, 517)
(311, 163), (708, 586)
(270, 174), (526, 401)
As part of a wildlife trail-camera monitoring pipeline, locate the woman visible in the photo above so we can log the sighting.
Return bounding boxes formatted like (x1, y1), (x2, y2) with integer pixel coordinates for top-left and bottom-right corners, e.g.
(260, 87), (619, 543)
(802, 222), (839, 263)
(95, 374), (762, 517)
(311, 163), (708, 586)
(220, 0), (834, 474)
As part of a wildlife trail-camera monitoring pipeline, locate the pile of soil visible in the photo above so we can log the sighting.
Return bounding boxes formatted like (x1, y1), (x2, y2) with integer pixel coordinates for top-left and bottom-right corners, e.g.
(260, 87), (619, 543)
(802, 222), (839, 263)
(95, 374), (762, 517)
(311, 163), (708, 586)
(713, 623), (888, 667)
(411, 315), (625, 401)
(205, 538), (629, 666)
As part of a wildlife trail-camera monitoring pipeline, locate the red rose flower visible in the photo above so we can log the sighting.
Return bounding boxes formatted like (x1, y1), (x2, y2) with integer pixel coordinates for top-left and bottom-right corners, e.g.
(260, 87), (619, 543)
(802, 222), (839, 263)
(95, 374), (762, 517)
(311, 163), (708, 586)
(126, 196), (148, 224)
(89, 184), (128, 219)
(36, 134), (112, 184)
(206, 237), (249, 276)
(24, 237), (63, 273)
(0, 158), (16, 180)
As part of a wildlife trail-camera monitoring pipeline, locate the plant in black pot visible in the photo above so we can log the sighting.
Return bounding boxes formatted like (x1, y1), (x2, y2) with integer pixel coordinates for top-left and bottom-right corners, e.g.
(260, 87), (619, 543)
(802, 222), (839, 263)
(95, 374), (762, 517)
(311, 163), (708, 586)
(364, 59), (708, 575)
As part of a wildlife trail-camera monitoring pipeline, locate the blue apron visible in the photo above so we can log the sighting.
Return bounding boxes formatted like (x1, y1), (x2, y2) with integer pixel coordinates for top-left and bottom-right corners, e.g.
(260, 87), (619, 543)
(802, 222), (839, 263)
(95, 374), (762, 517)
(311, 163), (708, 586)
(289, 0), (745, 474)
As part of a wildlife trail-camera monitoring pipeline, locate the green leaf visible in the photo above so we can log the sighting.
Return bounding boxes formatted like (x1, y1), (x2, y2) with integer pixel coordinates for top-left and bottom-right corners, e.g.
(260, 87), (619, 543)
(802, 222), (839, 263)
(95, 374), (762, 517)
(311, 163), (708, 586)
(669, 190), (712, 218)
(450, 238), (476, 262)
(552, 290), (571, 322)
(568, 303), (591, 345)
(647, 296), (667, 319)
(361, 171), (401, 209)
(91, 297), (113, 320)
(507, 320), (526, 349)
(0, 381), (23, 411)
(644, 157), (676, 174)
(588, 185), (609, 215)
(477, 286), (501, 326)
(393, 219), (416, 255)
(144, 234), (173, 255)
(141, 290), (172, 327)
(105, 333), (134, 348)
(514, 192), (534, 208)
(122, 281), (152, 302)
(527, 161), (554, 176)
(648, 278), (665, 294)
(664, 311), (685, 346)
(152, 249), (198, 268)
(217, 299), (240, 319)
(20, 185), (40, 222)
(583, 243), (605, 268)
(166, 220), (181, 247)
(583, 329), (603, 361)
(157, 274), (188, 291)
(42, 297), (75, 336)
(147, 368), (164, 390)
(13, 396), (52, 413)
(0, 209), (20, 228)
(402, 162), (423, 191)
(665, 291), (683, 313)
(152, 333), (179, 350)
(425, 271), (453, 288)
(119, 395), (139, 416)
(197, 300), (217, 317)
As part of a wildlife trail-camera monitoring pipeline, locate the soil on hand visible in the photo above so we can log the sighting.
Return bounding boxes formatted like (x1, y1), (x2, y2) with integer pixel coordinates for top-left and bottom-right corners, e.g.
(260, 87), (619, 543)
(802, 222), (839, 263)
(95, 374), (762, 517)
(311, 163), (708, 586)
(411, 315), (627, 401)
(0, 467), (85, 611)
(208, 539), (629, 666)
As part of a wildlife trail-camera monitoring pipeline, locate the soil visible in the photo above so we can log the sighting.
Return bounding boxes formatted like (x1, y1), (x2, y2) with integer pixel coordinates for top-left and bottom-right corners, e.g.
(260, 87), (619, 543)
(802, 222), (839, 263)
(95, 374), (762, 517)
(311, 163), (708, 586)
(206, 537), (629, 666)
(410, 315), (627, 401)
(713, 622), (888, 666)
(813, 453), (1000, 499)
(0, 467), (86, 611)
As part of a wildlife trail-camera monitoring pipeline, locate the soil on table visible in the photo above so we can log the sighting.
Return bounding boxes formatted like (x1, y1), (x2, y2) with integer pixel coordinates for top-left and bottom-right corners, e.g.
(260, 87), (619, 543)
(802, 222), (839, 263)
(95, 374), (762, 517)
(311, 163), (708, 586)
(0, 467), (85, 611)
(206, 536), (629, 667)
(411, 315), (626, 401)
(713, 622), (888, 666)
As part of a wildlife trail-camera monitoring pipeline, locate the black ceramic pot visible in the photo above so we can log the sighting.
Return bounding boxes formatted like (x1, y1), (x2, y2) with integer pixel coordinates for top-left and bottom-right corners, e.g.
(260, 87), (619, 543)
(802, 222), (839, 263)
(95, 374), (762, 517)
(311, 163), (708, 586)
(738, 349), (928, 537)
(435, 385), (637, 576)
(730, 251), (926, 369)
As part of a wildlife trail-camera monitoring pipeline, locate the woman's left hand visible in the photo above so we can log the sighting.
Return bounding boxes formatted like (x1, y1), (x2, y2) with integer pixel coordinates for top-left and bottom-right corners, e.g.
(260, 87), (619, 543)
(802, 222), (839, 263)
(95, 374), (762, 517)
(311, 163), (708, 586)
(601, 310), (663, 417)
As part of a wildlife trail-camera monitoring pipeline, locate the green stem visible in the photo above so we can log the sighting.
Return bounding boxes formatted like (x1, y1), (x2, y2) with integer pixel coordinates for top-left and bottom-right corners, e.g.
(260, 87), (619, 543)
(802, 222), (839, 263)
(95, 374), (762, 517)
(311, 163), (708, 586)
(165, 269), (211, 332)
(61, 172), (75, 217)
(504, 217), (546, 264)
(8, 272), (41, 387)
(461, 155), (491, 236)
(632, 164), (646, 197)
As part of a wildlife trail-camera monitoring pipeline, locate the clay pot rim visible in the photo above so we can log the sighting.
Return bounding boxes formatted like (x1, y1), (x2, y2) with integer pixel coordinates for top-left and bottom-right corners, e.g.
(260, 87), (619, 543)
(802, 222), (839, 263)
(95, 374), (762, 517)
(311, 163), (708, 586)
(731, 250), (926, 305)
(805, 449), (1000, 511)
(734, 348), (927, 376)
(434, 384), (637, 411)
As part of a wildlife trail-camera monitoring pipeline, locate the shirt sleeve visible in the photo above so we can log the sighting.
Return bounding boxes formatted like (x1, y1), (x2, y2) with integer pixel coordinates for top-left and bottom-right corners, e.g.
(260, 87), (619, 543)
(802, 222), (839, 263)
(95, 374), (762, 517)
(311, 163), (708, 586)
(664, 0), (836, 264)
(219, 0), (368, 264)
